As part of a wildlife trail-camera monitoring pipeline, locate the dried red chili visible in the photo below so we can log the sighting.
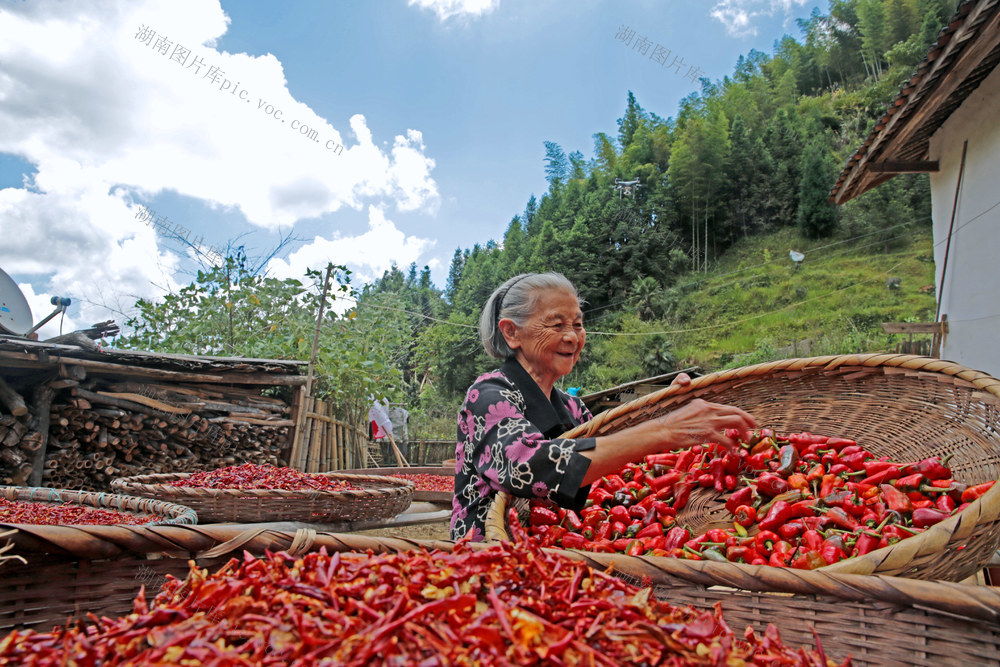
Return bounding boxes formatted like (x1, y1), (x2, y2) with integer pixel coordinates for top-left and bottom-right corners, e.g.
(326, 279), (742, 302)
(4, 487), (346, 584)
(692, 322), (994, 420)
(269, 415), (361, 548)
(526, 429), (991, 570)
(0, 533), (849, 665)
(0, 497), (155, 526)
(170, 463), (358, 491)
(388, 473), (454, 492)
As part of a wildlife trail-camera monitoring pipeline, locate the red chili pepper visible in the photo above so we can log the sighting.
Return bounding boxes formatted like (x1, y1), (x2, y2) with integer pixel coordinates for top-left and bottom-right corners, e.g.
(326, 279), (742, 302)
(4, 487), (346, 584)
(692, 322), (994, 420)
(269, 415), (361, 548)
(672, 480), (696, 510)
(936, 494), (956, 513)
(675, 449), (695, 472)
(664, 526), (691, 551)
(636, 522), (664, 540)
(912, 507), (952, 528)
(841, 451), (873, 471)
(530, 506), (560, 527)
(880, 484), (913, 514)
(560, 532), (588, 550)
(823, 506), (860, 531)
(825, 437), (857, 450)
(901, 454), (953, 480)
(645, 452), (677, 467)
(962, 481), (996, 503)
(757, 472), (791, 496)
(777, 520), (804, 541)
(776, 445), (799, 476)
(820, 543), (848, 564)
(754, 530), (780, 556)
(791, 549), (826, 570)
(854, 532), (881, 556)
(726, 485), (755, 514)
(733, 505), (756, 528)
(589, 487), (613, 507)
(725, 545), (759, 563)
(759, 501), (797, 532)
(603, 474), (627, 493)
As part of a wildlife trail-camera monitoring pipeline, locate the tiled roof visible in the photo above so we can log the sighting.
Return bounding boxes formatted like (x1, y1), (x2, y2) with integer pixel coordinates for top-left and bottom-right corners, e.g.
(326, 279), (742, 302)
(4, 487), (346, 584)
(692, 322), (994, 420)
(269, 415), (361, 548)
(831, 0), (1000, 204)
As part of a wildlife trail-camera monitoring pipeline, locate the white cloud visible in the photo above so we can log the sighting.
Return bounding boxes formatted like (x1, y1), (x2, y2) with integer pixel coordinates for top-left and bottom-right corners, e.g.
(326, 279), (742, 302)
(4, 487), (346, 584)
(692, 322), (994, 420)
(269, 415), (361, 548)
(0, 0), (440, 339)
(267, 206), (436, 292)
(408, 0), (499, 22)
(710, 0), (809, 37)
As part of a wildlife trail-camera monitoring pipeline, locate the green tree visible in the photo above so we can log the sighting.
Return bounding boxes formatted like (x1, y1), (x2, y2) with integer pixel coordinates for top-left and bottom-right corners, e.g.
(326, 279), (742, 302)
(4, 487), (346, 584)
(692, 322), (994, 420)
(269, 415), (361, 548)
(617, 91), (646, 149)
(543, 141), (568, 188)
(797, 139), (839, 238)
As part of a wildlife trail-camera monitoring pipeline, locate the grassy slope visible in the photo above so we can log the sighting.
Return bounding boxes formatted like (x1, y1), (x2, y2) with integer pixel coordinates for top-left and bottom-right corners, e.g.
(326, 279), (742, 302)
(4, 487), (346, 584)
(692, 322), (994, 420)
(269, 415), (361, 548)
(669, 226), (938, 370)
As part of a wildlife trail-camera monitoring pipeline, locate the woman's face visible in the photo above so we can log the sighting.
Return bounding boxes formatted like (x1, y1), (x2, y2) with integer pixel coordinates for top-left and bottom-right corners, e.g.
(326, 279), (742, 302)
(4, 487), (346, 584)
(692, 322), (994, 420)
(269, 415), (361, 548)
(503, 288), (586, 388)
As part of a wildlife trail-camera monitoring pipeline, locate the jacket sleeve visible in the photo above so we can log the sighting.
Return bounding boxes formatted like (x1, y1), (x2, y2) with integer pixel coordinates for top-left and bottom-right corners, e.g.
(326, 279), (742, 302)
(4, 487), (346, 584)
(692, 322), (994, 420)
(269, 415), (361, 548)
(461, 374), (595, 509)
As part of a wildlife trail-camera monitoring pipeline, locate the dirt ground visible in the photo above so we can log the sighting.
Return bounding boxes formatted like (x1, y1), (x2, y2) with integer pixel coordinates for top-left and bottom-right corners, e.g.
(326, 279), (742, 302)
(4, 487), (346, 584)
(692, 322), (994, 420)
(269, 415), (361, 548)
(353, 520), (452, 541)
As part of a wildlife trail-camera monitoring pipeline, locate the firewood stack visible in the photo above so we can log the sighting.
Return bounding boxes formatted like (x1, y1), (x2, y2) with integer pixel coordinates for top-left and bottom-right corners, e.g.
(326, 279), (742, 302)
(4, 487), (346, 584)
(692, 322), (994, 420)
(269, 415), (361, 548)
(0, 377), (52, 486)
(39, 382), (292, 491)
(1, 374), (294, 491)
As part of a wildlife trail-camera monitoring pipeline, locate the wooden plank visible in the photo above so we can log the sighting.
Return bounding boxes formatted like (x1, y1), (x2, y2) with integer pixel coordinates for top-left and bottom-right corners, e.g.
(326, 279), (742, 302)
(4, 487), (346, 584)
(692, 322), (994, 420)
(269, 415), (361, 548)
(99, 392), (191, 414)
(869, 160), (939, 173)
(881, 322), (947, 335)
(56, 357), (307, 385)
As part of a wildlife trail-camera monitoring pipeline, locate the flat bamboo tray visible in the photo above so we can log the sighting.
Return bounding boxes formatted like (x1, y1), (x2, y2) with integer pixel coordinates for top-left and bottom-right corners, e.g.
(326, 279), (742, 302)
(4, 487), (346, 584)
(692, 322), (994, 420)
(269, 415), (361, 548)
(1, 528), (1000, 665)
(111, 472), (413, 523)
(336, 466), (454, 502)
(487, 354), (1000, 581)
(0, 485), (197, 527)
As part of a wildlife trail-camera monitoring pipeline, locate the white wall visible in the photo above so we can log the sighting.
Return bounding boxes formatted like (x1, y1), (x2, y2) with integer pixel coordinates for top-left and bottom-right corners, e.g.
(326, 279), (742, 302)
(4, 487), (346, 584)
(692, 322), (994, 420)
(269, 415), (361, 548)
(928, 63), (1000, 377)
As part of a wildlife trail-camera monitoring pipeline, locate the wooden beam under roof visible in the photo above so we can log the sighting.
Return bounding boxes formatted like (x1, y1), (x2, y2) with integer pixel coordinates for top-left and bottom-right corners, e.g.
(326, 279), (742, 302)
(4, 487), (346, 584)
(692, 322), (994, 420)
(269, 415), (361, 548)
(868, 160), (940, 173)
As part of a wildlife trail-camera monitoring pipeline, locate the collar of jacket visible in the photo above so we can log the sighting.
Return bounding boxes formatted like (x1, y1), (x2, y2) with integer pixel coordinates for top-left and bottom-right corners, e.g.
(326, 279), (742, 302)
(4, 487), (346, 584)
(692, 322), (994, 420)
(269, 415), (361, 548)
(500, 358), (576, 439)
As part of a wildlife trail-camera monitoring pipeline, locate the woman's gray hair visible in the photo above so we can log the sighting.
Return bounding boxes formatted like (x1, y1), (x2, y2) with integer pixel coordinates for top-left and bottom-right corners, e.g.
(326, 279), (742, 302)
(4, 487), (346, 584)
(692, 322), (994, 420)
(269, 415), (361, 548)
(479, 272), (580, 359)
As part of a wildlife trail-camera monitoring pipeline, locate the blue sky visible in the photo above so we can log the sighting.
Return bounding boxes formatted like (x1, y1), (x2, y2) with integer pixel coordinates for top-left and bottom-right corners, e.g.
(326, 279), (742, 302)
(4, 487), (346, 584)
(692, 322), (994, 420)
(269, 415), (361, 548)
(0, 0), (820, 337)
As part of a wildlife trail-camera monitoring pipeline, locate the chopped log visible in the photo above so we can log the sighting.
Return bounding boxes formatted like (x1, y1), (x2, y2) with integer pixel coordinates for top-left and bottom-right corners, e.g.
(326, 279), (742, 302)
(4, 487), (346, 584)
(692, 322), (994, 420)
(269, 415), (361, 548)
(0, 376), (28, 417)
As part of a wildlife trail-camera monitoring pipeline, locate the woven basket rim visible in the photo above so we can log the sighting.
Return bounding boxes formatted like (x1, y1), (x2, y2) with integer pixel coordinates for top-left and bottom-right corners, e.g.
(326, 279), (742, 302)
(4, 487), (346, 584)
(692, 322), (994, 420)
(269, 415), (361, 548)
(111, 471), (415, 500)
(487, 353), (1000, 578)
(0, 485), (198, 527)
(563, 353), (1000, 440)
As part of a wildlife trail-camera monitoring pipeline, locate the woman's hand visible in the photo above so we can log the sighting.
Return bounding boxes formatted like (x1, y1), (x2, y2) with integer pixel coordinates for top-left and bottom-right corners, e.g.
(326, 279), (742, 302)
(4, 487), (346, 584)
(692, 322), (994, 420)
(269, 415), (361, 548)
(581, 398), (758, 485)
(671, 372), (691, 387)
(653, 398), (756, 453)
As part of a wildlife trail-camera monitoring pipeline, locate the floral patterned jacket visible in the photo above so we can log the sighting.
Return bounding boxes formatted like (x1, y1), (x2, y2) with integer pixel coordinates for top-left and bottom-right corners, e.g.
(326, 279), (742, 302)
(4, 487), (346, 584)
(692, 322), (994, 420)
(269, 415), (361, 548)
(450, 359), (596, 541)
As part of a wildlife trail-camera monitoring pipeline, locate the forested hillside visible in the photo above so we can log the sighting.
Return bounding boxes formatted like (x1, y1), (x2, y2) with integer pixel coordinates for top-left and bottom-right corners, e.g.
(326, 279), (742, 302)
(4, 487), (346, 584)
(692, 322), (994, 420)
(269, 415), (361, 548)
(121, 0), (951, 437)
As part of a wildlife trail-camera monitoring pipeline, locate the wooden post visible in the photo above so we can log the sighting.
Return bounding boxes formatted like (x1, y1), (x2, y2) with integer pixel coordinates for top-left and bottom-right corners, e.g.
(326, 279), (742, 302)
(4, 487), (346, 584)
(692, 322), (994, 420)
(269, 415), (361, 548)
(27, 382), (55, 487)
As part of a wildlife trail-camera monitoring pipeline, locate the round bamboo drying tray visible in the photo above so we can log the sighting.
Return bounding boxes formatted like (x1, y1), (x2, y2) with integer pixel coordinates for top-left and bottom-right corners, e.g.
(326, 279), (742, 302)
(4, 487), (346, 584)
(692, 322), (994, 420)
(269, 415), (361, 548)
(486, 354), (1000, 581)
(1, 529), (1000, 665)
(0, 485), (197, 527)
(336, 466), (454, 502)
(111, 471), (413, 523)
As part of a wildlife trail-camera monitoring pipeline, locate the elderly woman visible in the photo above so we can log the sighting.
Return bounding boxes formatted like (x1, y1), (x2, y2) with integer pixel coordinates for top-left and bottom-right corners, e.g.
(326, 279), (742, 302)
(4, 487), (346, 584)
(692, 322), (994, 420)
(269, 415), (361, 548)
(451, 272), (756, 541)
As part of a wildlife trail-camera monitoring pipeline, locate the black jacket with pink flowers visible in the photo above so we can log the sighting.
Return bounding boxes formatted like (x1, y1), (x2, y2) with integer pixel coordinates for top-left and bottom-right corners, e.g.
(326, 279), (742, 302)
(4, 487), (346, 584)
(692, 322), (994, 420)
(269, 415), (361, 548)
(450, 358), (596, 541)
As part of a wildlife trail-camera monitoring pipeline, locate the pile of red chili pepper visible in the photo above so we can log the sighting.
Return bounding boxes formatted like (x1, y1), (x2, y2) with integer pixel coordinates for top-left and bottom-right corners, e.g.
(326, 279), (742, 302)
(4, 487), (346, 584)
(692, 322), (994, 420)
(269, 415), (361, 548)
(389, 473), (454, 492)
(524, 429), (996, 568)
(170, 463), (359, 491)
(0, 528), (847, 665)
(0, 497), (155, 526)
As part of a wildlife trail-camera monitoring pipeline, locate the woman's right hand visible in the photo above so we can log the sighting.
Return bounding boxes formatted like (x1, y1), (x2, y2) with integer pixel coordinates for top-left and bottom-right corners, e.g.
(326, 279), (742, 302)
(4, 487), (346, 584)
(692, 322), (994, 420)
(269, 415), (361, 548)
(654, 398), (756, 453)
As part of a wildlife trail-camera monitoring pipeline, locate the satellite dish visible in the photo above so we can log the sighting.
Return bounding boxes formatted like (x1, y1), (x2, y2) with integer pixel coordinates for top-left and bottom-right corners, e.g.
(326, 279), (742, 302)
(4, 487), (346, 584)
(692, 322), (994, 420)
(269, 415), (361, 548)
(789, 250), (805, 263)
(0, 266), (33, 335)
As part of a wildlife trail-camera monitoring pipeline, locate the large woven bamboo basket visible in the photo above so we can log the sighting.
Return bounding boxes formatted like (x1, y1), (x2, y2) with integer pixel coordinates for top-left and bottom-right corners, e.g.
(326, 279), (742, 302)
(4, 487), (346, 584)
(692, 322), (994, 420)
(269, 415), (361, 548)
(337, 466), (455, 502)
(1, 528), (1000, 665)
(486, 354), (1000, 581)
(111, 471), (413, 523)
(0, 485), (197, 527)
